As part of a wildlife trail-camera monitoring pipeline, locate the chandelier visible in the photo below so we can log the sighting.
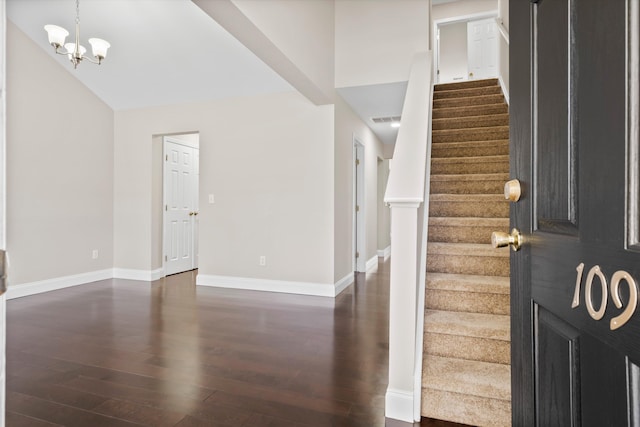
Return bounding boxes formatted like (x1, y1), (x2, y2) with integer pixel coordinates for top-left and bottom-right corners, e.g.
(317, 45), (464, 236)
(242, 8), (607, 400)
(44, 0), (111, 69)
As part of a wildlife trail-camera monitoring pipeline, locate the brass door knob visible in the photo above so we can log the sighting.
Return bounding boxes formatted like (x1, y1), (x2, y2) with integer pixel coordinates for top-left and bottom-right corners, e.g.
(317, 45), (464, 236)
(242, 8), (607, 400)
(504, 179), (522, 202)
(491, 228), (523, 251)
(189, 212), (194, 216)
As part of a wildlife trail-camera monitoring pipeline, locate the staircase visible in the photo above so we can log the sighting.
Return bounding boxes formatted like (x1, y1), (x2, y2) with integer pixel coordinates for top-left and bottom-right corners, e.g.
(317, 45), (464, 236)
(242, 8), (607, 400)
(421, 79), (511, 427)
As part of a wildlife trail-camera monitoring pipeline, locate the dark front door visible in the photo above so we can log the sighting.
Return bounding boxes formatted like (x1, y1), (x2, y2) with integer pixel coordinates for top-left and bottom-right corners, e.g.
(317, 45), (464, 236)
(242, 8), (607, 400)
(511, 0), (640, 425)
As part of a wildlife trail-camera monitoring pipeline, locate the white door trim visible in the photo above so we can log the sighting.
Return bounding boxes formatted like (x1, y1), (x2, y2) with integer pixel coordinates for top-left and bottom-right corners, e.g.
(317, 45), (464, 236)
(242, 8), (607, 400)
(433, 10), (498, 84)
(0, 0), (6, 423)
(353, 136), (366, 273)
(162, 137), (199, 277)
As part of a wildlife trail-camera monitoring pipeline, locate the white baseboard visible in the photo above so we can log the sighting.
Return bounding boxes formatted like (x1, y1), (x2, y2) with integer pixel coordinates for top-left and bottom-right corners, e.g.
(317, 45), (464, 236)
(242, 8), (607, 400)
(385, 388), (417, 423)
(196, 273), (354, 298)
(377, 245), (391, 261)
(366, 255), (378, 272)
(499, 75), (509, 105)
(113, 268), (164, 282)
(7, 269), (113, 300)
(334, 272), (354, 296)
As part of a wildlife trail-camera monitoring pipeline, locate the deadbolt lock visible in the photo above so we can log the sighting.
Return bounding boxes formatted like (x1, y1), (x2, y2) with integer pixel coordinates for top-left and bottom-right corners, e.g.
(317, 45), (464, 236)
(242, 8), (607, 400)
(504, 179), (522, 202)
(491, 228), (523, 251)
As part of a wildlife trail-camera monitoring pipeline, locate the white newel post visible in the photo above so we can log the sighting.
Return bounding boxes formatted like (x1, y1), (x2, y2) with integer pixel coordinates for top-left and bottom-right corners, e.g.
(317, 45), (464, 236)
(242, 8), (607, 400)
(385, 202), (420, 422)
(383, 51), (433, 423)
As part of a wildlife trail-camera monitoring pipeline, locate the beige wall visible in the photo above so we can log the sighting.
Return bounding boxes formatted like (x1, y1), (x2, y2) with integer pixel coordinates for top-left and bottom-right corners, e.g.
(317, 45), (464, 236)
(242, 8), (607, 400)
(498, 0), (509, 99)
(439, 22), (468, 83)
(115, 91), (336, 285)
(432, 0), (497, 22)
(334, 95), (384, 280)
(377, 158), (390, 251)
(335, 0), (430, 88)
(6, 22), (114, 285)
(232, 0), (335, 102)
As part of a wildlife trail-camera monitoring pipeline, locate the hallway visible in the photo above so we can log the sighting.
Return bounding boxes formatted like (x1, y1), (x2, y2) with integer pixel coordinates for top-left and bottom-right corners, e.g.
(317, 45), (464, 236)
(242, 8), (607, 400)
(5, 260), (466, 426)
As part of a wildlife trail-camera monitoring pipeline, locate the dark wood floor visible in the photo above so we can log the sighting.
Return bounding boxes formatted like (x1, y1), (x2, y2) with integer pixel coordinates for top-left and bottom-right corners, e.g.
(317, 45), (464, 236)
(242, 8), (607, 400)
(6, 259), (470, 426)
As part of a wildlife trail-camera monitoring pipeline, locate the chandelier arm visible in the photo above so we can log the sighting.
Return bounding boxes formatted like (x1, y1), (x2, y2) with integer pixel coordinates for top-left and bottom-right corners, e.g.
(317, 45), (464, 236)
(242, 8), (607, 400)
(82, 56), (101, 65)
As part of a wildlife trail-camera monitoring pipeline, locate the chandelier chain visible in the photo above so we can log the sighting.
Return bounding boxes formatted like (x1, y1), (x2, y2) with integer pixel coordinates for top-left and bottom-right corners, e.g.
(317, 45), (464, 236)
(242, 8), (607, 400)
(76, 0), (80, 25)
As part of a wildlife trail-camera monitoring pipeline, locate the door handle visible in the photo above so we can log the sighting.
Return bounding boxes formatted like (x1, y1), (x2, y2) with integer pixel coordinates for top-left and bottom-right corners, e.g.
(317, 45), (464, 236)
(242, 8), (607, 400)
(504, 179), (522, 202)
(189, 212), (194, 216)
(491, 228), (523, 251)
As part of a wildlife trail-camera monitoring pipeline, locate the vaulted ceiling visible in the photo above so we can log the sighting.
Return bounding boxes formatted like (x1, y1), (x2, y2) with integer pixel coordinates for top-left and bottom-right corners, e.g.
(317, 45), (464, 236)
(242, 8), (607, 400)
(8, 0), (410, 144)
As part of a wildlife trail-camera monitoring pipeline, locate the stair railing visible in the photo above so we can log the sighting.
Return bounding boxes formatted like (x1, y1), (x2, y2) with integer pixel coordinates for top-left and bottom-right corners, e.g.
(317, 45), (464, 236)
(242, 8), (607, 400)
(384, 51), (434, 423)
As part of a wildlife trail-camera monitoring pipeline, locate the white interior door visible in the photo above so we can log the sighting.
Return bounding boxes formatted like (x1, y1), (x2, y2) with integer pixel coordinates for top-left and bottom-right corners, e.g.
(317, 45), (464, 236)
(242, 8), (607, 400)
(467, 18), (498, 80)
(163, 138), (198, 276)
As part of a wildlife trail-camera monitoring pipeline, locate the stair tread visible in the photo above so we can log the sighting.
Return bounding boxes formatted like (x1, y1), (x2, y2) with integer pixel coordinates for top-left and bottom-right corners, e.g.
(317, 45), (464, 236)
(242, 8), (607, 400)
(428, 217), (509, 226)
(433, 94), (505, 108)
(430, 193), (507, 201)
(432, 113), (509, 130)
(426, 272), (510, 295)
(432, 154), (509, 163)
(422, 355), (511, 401)
(425, 309), (510, 341)
(430, 173), (509, 182)
(434, 78), (499, 91)
(432, 104), (508, 118)
(433, 125), (509, 134)
(427, 242), (509, 257)
(433, 86), (502, 99)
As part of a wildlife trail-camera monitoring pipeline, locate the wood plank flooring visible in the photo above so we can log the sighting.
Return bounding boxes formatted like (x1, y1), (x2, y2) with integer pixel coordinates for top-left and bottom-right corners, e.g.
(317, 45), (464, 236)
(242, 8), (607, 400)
(6, 259), (470, 426)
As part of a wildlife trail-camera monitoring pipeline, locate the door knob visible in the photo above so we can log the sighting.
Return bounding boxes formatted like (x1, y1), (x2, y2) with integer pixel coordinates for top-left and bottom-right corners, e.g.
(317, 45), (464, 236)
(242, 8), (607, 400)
(504, 179), (522, 202)
(189, 212), (194, 216)
(491, 228), (523, 251)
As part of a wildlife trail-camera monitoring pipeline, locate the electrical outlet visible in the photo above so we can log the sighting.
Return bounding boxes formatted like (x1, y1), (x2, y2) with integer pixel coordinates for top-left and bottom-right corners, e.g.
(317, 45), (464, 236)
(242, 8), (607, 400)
(92, 249), (99, 259)
(259, 256), (266, 266)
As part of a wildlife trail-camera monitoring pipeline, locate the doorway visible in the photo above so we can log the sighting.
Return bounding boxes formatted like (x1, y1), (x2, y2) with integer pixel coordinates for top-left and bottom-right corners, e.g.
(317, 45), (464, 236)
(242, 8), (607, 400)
(434, 12), (498, 84)
(353, 139), (365, 273)
(163, 135), (200, 276)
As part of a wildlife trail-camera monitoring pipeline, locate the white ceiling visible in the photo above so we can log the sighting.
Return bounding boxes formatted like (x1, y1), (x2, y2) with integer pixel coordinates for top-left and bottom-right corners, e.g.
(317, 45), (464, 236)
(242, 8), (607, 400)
(7, 0), (405, 145)
(7, 0), (293, 110)
(337, 82), (407, 145)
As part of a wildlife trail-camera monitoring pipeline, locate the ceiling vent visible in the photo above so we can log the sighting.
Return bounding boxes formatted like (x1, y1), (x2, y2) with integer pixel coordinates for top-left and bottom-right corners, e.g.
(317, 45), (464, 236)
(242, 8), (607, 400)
(371, 116), (401, 124)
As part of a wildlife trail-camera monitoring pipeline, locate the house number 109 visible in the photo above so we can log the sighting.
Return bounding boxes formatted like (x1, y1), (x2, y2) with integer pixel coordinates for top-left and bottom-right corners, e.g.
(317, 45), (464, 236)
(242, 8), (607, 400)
(571, 263), (639, 330)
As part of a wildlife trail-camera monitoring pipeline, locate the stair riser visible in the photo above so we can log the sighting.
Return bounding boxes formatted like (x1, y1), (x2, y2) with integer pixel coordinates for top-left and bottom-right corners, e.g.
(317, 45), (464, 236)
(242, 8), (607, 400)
(433, 128), (509, 143)
(433, 86), (502, 100)
(431, 142), (509, 158)
(431, 161), (509, 175)
(429, 200), (509, 218)
(424, 332), (510, 364)
(422, 389), (511, 427)
(430, 179), (505, 194)
(433, 94), (504, 109)
(432, 115), (509, 131)
(433, 104), (508, 120)
(427, 253), (509, 277)
(426, 289), (510, 315)
(434, 79), (499, 92)
(428, 225), (496, 244)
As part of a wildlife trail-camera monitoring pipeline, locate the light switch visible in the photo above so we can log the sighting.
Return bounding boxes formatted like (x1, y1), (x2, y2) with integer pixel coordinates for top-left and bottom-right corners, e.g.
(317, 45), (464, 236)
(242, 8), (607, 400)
(208, 194), (215, 204)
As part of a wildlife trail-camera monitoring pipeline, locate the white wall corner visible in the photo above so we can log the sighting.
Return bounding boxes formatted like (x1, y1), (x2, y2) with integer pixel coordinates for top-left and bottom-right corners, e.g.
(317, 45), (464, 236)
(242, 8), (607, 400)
(385, 388), (417, 423)
(196, 274), (340, 298)
(377, 245), (391, 261)
(113, 268), (164, 282)
(6, 269), (113, 300)
(499, 75), (509, 105)
(334, 272), (354, 296)
(366, 255), (378, 272)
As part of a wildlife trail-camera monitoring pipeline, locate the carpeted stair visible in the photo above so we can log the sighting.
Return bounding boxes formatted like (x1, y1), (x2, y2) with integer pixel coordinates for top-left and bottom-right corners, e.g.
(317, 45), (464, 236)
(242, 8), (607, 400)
(422, 78), (511, 427)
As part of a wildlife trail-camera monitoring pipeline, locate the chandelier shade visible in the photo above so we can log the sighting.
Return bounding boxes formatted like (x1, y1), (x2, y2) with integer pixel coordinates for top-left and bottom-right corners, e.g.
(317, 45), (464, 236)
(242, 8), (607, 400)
(44, 0), (110, 68)
(44, 25), (69, 47)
